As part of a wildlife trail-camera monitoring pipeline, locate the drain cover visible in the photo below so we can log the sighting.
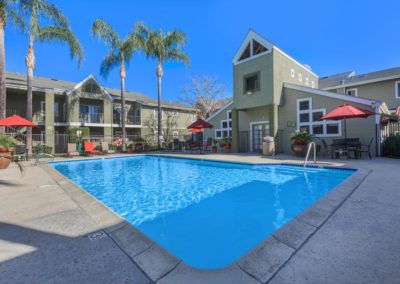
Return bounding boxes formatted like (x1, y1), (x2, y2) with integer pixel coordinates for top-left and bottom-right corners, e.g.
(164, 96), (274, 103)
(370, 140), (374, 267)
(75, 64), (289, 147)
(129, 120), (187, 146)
(88, 231), (106, 241)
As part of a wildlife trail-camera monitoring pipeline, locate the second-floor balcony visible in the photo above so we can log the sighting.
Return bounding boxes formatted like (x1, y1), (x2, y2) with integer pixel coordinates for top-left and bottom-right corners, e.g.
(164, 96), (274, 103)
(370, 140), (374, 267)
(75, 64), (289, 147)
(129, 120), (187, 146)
(80, 112), (104, 124)
(113, 114), (141, 126)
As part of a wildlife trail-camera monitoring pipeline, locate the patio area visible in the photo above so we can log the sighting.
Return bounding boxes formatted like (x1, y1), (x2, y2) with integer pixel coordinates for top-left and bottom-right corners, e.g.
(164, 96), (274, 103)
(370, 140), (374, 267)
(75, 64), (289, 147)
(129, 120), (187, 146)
(0, 154), (399, 283)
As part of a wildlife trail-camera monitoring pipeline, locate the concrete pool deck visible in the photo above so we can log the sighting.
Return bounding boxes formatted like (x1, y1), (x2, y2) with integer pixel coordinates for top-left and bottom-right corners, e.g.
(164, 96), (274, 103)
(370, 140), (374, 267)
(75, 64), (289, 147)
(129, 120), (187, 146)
(0, 153), (399, 283)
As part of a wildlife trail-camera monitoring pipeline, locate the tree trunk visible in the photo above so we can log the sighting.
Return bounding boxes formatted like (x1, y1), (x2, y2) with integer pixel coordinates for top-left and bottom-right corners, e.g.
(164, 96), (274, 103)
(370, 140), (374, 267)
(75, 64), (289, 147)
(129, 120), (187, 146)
(156, 62), (163, 149)
(120, 56), (126, 151)
(0, 17), (6, 133)
(26, 37), (35, 155)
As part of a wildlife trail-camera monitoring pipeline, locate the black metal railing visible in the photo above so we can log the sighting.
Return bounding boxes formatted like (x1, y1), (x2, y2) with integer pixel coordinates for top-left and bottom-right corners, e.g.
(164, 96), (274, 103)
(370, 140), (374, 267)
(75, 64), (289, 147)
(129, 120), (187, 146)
(79, 112), (104, 124)
(113, 114), (141, 125)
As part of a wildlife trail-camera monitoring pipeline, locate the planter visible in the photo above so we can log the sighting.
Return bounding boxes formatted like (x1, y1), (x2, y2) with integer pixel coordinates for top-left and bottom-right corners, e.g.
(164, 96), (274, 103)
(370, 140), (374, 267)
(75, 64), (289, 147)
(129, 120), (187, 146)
(223, 146), (231, 153)
(143, 145), (150, 152)
(127, 147), (133, 154)
(292, 143), (307, 157)
(211, 146), (218, 153)
(134, 143), (143, 152)
(0, 155), (11, 170)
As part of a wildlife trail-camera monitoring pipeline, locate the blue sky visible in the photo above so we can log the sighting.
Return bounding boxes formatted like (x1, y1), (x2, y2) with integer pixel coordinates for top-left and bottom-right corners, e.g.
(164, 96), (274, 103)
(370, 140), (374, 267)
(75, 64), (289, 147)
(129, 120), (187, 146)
(6, 0), (400, 102)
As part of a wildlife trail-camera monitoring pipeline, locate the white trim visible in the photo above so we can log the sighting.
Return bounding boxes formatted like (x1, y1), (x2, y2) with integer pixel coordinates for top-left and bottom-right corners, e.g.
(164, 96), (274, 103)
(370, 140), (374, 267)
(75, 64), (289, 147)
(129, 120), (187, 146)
(284, 83), (381, 107)
(290, 68), (295, 78)
(249, 120), (270, 152)
(346, 88), (358, 97)
(206, 101), (233, 121)
(232, 30), (273, 65)
(323, 74), (400, 90)
(67, 74), (113, 100)
(395, 81), (400, 99)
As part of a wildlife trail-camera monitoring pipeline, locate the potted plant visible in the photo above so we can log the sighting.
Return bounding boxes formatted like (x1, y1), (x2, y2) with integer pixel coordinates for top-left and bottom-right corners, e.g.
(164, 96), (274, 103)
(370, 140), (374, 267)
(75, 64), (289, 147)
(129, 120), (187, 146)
(143, 144), (150, 152)
(290, 131), (312, 157)
(211, 139), (218, 153)
(0, 134), (15, 169)
(126, 144), (133, 154)
(219, 138), (231, 153)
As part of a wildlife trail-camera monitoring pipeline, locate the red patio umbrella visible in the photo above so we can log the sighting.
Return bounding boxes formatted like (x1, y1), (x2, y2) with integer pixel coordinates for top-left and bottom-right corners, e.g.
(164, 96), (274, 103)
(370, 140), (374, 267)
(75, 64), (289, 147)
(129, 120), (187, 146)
(395, 107), (400, 117)
(0, 115), (38, 128)
(320, 104), (375, 141)
(187, 118), (213, 130)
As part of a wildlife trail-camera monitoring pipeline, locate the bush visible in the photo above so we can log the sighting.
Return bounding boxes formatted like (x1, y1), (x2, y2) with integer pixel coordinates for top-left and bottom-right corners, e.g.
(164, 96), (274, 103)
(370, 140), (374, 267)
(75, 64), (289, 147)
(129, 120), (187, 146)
(290, 131), (312, 145)
(33, 145), (53, 154)
(382, 134), (400, 157)
(0, 134), (16, 149)
(67, 127), (90, 143)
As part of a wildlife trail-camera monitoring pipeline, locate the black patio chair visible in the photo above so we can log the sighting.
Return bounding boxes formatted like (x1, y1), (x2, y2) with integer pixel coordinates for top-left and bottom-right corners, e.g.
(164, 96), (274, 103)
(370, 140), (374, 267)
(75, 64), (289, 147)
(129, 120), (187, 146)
(12, 144), (28, 162)
(357, 138), (373, 160)
(321, 139), (334, 159)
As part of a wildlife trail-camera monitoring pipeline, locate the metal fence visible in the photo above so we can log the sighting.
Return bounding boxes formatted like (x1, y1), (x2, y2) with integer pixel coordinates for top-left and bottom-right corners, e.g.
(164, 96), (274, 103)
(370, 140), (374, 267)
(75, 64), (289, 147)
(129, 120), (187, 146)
(381, 122), (400, 158)
(238, 130), (270, 153)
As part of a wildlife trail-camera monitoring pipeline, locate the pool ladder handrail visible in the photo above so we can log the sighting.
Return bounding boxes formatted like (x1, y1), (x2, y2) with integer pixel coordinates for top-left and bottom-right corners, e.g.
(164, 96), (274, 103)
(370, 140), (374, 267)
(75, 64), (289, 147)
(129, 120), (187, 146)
(304, 142), (317, 168)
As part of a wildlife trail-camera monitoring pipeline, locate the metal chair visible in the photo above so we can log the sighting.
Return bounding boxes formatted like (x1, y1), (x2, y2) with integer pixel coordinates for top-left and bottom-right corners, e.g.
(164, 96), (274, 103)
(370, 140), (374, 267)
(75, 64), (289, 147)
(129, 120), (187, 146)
(357, 138), (373, 160)
(12, 145), (28, 162)
(321, 139), (334, 159)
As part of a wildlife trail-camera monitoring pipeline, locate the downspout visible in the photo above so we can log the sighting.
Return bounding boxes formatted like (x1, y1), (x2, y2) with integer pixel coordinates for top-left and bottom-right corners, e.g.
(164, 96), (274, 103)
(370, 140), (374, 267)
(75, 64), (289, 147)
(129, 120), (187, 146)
(374, 102), (381, 157)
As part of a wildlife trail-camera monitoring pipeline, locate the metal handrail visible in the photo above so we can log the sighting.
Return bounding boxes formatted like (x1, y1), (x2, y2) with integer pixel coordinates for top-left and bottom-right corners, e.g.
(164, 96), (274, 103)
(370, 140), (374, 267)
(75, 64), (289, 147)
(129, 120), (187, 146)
(304, 142), (317, 168)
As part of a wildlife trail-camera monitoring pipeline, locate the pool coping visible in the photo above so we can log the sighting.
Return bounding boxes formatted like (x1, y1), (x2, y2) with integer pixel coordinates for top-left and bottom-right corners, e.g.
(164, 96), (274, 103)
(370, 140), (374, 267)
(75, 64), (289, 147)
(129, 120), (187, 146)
(41, 156), (371, 283)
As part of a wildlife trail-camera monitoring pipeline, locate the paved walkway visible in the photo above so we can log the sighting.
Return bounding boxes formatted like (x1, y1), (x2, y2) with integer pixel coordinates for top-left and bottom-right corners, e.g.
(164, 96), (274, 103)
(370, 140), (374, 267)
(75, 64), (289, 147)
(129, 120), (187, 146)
(0, 154), (399, 283)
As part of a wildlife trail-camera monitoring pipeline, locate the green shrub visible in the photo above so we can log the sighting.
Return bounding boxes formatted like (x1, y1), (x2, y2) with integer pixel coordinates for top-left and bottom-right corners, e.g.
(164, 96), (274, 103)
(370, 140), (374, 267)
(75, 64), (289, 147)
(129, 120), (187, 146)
(0, 134), (16, 149)
(33, 145), (53, 154)
(290, 131), (312, 145)
(382, 134), (400, 157)
(67, 127), (90, 143)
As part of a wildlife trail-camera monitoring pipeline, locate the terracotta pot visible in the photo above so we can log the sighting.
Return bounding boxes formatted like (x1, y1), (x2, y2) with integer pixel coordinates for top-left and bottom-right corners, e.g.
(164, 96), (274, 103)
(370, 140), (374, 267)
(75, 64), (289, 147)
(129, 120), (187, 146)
(0, 156), (11, 170)
(211, 147), (218, 153)
(127, 148), (133, 154)
(143, 145), (150, 152)
(223, 146), (231, 153)
(292, 144), (307, 157)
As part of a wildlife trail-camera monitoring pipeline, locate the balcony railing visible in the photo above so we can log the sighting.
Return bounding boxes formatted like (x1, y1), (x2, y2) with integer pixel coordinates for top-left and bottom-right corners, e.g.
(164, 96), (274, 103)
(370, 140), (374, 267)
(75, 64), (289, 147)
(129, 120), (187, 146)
(79, 112), (104, 124)
(113, 114), (141, 125)
(54, 113), (66, 123)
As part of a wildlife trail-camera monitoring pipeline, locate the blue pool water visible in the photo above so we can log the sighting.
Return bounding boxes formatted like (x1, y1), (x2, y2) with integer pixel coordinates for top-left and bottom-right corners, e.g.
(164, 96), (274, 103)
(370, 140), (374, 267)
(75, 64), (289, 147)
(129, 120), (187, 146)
(51, 156), (354, 269)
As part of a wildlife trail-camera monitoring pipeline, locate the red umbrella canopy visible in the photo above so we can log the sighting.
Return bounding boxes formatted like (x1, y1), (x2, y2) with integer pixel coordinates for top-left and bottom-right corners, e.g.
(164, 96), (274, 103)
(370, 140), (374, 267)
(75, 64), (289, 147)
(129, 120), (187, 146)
(0, 115), (38, 127)
(187, 118), (213, 130)
(320, 104), (375, 121)
(395, 107), (400, 117)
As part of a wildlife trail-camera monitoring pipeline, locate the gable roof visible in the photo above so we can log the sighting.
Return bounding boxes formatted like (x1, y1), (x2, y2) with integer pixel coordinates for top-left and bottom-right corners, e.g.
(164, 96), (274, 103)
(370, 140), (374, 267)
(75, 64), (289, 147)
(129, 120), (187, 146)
(232, 30), (319, 78)
(6, 72), (196, 111)
(320, 67), (400, 90)
(284, 82), (382, 107)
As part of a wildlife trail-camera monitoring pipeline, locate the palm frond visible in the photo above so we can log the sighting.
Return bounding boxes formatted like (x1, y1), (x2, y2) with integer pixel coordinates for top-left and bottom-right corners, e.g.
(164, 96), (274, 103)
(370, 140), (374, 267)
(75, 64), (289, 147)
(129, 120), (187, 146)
(4, 3), (26, 31)
(91, 19), (121, 50)
(121, 32), (142, 62)
(166, 48), (190, 66)
(164, 29), (186, 49)
(37, 26), (84, 67)
(99, 52), (119, 79)
(35, 0), (68, 28)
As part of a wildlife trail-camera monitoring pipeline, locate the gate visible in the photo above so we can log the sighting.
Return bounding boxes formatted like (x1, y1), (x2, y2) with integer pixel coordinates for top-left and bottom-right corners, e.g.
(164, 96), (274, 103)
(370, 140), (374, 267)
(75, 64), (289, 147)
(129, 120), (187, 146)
(54, 134), (69, 154)
(381, 122), (400, 158)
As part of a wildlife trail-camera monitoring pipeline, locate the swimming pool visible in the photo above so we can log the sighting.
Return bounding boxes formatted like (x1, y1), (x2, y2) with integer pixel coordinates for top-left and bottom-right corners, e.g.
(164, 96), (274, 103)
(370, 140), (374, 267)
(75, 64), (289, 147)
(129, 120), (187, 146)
(52, 156), (354, 269)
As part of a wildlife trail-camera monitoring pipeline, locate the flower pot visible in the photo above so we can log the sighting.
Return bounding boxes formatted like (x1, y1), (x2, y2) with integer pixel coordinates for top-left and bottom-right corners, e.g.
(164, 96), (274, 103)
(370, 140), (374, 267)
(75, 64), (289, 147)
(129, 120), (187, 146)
(223, 146), (231, 153)
(0, 155), (11, 170)
(143, 145), (150, 152)
(211, 147), (218, 153)
(127, 147), (133, 154)
(292, 143), (307, 157)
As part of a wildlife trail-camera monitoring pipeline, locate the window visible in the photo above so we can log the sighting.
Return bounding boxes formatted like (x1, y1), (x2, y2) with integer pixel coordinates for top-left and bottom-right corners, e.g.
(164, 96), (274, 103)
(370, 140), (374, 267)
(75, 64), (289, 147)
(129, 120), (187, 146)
(191, 113), (196, 122)
(173, 131), (179, 139)
(153, 109), (163, 119)
(244, 72), (260, 94)
(290, 69), (295, 78)
(297, 98), (341, 137)
(172, 110), (178, 117)
(395, 81), (400, 98)
(54, 102), (59, 117)
(41, 101), (46, 113)
(215, 110), (232, 139)
(298, 73), (302, 82)
(239, 43), (251, 61)
(253, 40), (268, 55)
(311, 81), (315, 88)
(346, 88), (358, 97)
(153, 131), (158, 142)
(305, 77), (309, 85)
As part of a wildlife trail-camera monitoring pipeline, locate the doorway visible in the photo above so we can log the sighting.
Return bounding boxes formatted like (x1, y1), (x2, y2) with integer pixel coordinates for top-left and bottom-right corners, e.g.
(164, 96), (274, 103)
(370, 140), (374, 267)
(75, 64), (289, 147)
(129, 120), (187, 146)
(250, 121), (269, 153)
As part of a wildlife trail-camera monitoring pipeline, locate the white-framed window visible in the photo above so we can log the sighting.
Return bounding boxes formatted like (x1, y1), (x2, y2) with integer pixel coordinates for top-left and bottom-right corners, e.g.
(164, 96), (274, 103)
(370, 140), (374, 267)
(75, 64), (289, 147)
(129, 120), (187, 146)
(153, 109), (164, 119)
(172, 131), (179, 139)
(190, 113), (196, 122)
(395, 81), (400, 99)
(296, 98), (341, 137)
(311, 81), (315, 88)
(290, 68), (295, 78)
(305, 77), (309, 85)
(346, 88), (358, 97)
(298, 73), (302, 82)
(214, 110), (232, 139)
(172, 110), (178, 117)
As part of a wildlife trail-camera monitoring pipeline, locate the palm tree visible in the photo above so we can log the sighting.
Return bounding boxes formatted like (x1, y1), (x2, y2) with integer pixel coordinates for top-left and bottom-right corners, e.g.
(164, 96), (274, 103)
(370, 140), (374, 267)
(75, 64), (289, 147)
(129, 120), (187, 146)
(136, 23), (189, 148)
(91, 19), (142, 150)
(0, 0), (25, 132)
(20, 0), (83, 154)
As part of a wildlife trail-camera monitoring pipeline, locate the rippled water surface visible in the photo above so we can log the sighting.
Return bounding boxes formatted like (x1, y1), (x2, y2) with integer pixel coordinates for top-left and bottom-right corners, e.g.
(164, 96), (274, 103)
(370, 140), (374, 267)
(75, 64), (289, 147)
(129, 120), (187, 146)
(52, 156), (354, 269)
